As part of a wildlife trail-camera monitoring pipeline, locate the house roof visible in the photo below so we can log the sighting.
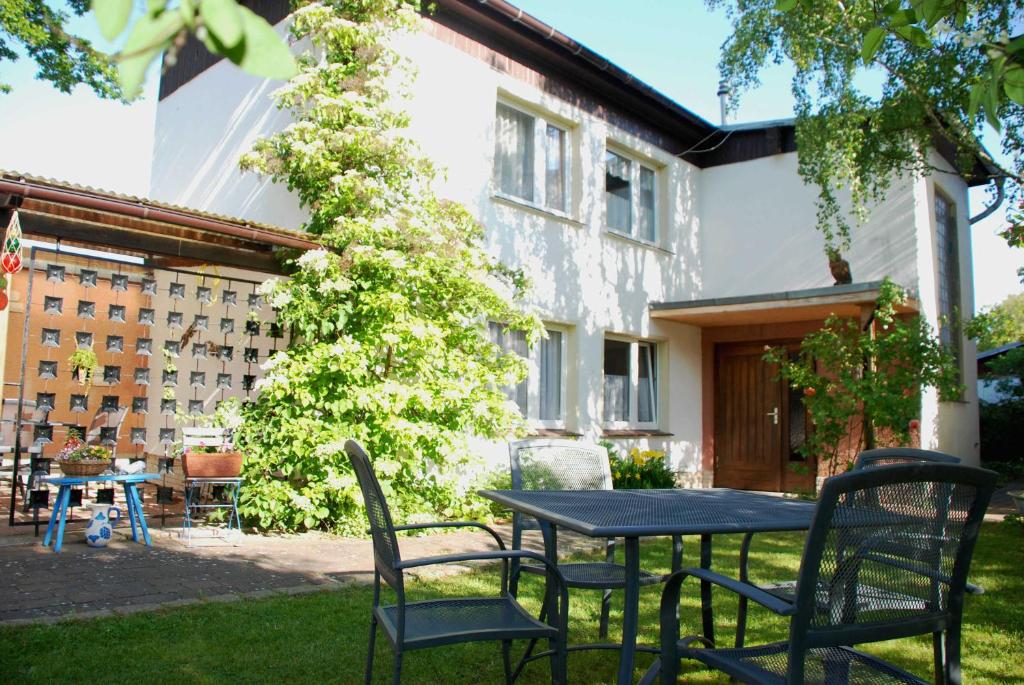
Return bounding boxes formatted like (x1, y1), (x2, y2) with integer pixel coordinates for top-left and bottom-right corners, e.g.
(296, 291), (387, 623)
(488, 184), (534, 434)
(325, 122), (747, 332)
(0, 172), (320, 273)
(650, 281), (919, 327)
(157, 1), (992, 182)
(978, 341), (1023, 361)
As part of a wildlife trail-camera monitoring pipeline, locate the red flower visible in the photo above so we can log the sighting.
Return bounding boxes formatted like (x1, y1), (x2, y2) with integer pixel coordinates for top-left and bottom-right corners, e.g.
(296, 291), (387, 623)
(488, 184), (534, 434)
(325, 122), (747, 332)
(909, 419), (920, 431)
(803, 387), (817, 397)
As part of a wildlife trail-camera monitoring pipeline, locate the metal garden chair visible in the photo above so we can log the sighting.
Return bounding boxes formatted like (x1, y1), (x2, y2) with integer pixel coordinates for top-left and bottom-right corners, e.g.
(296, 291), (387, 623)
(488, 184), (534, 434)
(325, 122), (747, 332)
(508, 439), (683, 640)
(345, 440), (569, 685)
(734, 447), (968, 671)
(642, 462), (995, 685)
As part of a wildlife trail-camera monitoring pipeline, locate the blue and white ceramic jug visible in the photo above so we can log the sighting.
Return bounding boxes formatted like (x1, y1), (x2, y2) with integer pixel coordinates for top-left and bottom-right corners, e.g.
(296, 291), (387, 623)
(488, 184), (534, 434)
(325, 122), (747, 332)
(85, 504), (120, 548)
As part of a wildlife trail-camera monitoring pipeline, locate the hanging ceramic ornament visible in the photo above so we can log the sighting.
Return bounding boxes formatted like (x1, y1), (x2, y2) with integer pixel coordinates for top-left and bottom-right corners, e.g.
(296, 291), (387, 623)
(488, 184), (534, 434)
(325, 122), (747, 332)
(2, 210), (23, 275)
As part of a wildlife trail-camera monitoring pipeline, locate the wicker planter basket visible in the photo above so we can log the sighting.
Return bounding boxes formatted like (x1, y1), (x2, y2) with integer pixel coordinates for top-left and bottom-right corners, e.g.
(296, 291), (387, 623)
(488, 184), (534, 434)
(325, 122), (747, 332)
(58, 459), (112, 477)
(182, 451), (243, 478)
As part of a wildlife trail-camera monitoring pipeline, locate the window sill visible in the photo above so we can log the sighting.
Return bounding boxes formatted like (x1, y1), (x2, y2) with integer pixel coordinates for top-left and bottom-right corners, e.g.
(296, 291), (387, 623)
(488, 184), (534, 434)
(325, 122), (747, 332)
(602, 429), (674, 438)
(528, 427), (583, 438)
(605, 229), (675, 256)
(492, 193), (583, 227)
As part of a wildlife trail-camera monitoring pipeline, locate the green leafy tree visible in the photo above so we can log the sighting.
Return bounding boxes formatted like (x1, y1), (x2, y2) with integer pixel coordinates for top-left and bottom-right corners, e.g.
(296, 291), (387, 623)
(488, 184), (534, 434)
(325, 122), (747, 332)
(708, 0), (1020, 251)
(967, 292), (1024, 351)
(765, 279), (962, 476)
(90, 0), (297, 98)
(0, 0), (119, 95)
(233, 0), (540, 532)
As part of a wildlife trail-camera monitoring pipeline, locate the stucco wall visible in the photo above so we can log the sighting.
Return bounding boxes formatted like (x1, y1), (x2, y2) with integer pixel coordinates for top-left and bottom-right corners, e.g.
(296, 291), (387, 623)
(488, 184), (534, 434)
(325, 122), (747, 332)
(698, 153), (920, 297)
(149, 14), (979, 476)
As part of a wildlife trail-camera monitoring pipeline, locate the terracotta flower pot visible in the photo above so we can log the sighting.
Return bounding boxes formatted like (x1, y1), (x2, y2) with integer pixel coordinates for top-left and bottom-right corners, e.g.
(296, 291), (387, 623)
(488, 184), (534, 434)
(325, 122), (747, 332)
(182, 451), (243, 478)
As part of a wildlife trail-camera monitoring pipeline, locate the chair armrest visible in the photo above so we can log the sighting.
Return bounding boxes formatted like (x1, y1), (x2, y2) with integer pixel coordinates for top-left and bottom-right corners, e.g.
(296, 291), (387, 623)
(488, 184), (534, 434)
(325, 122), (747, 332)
(661, 567), (797, 618)
(860, 552), (984, 595)
(389, 521), (506, 550)
(396, 549), (561, 581)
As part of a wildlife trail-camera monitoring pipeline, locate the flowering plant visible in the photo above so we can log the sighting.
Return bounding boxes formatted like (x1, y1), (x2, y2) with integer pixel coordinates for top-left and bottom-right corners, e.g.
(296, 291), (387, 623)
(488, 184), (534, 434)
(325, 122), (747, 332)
(56, 434), (110, 462)
(603, 442), (676, 489)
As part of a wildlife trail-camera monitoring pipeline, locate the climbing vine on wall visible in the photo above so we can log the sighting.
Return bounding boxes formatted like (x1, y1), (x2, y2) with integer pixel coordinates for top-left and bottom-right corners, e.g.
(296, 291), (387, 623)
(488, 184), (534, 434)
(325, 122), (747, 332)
(235, 0), (540, 532)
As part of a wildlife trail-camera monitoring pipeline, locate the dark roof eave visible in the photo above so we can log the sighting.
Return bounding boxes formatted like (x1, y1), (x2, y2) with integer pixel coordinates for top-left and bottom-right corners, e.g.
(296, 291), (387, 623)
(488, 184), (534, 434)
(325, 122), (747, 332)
(651, 281), (894, 313)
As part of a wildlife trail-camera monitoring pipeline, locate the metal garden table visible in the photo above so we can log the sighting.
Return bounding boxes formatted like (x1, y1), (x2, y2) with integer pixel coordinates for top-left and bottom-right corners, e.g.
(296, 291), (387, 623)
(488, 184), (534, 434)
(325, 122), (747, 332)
(479, 488), (817, 685)
(41, 473), (158, 553)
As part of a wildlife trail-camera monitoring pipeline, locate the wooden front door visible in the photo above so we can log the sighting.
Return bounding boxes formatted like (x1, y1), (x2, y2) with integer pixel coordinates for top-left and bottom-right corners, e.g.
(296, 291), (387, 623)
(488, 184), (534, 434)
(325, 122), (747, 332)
(713, 342), (815, 492)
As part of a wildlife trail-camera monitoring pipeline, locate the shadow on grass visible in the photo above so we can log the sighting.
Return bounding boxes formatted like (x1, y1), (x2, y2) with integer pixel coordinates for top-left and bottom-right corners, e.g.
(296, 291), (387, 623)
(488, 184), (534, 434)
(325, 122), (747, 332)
(0, 523), (1020, 684)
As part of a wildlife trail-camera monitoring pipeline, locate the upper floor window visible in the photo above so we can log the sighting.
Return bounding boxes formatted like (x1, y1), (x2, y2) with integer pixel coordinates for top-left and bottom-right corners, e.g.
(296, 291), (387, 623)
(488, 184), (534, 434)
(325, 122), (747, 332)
(494, 102), (569, 213)
(490, 322), (567, 426)
(603, 337), (659, 426)
(605, 149), (656, 242)
(935, 192), (962, 370)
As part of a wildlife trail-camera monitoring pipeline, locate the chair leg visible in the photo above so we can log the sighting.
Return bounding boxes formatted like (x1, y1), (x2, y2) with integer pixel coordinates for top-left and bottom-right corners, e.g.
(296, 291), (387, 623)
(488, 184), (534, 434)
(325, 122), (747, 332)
(365, 617), (378, 685)
(391, 651), (403, 685)
(735, 595), (748, 648)
(502, 640), (512, 685)
(549, 634), (567, 685)
(599, 588), (612, 639)
(933, 631), (946, 685)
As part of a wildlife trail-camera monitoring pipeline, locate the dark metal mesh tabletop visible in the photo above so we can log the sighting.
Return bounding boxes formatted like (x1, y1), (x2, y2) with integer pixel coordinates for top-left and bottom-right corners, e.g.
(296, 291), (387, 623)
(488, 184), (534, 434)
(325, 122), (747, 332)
(480, 488), (817, 537)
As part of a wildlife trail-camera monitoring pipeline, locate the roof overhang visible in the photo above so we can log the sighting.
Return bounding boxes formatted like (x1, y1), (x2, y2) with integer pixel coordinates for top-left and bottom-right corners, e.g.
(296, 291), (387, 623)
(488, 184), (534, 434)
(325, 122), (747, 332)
(650, 282), (918, 328)
(0, 174), (320, 273)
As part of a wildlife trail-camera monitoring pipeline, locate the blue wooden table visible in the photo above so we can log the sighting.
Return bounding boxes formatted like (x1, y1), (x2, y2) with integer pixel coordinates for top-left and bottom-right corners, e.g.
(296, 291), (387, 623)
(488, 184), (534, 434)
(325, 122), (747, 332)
(40, 473), (158, 553)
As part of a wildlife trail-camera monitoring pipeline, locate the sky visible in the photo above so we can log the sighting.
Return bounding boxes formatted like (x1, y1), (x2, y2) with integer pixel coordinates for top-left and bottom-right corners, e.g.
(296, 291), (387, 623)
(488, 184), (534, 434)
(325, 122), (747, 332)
(0, 1), (1020, 309)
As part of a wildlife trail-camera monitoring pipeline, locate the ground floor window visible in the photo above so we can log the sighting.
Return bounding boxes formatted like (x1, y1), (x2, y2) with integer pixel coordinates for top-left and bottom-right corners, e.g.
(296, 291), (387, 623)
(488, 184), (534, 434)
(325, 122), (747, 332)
(490, 322), (567, 426)
(603, 337), (659, 427)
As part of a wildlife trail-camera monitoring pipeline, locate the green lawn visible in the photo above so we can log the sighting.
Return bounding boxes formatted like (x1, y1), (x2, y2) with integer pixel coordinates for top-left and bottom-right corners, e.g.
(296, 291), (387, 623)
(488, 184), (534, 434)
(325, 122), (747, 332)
(2, 522), (1022, 684)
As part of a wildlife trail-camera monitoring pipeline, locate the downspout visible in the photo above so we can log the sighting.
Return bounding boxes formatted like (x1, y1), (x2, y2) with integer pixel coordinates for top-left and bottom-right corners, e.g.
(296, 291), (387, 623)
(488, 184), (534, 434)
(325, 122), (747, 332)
(969, 176), (1005, 225)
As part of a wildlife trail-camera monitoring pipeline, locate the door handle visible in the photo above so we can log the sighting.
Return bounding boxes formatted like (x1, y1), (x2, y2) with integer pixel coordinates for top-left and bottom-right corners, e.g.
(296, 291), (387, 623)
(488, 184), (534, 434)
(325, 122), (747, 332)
(766, 407), (779, 425)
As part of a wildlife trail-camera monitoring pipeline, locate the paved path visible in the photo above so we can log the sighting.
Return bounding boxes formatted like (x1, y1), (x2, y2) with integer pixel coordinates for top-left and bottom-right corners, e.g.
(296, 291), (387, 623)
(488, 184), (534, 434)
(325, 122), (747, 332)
(0, 523), (599, 625)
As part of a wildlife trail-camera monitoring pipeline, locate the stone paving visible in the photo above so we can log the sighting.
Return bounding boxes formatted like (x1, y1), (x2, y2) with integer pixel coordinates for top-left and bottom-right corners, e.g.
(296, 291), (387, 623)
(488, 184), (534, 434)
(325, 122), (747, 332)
(1, 482), (1017, 627)
(0, 522), (598, 625)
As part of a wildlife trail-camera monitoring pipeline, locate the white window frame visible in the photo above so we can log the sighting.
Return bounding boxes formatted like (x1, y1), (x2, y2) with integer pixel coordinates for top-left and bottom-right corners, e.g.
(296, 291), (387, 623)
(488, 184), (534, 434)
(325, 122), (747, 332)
(602, 335), (660, 429)
(493, 99), (572, 216)
(604, 144), (658, 244)
(490, 321), (569, 429)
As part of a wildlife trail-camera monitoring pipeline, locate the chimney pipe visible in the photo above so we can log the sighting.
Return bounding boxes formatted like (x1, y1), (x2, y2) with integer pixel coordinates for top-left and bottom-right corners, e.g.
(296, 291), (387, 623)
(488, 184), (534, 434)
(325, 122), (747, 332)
(717, 79), (730, 126)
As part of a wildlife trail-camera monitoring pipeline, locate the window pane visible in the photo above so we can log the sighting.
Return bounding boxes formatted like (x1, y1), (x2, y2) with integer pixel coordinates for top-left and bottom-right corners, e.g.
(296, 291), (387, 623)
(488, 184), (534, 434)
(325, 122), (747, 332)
(605, 150), (631, 234)
(603, 338), (630, 422)
(494, 104), (534, 201)
(638, 166), (655, 242)
(637, 342), (657, 423)
(545, 124), (566, 212)
(539, 330), (562, 421)
(935, 194), (962, 370)
(489, 322), (528, 415)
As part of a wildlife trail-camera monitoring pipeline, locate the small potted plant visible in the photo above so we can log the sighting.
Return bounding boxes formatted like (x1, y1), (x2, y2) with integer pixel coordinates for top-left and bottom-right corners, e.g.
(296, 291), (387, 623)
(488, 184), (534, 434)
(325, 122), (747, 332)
(68, 348), (99, 390)
(56, 432), (111, 476)
(178, 437), (243, 478)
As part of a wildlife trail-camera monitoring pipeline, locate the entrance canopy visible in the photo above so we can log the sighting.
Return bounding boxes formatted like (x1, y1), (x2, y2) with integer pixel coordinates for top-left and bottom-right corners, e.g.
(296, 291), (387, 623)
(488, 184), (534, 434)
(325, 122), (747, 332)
(650, 281), (918, 327)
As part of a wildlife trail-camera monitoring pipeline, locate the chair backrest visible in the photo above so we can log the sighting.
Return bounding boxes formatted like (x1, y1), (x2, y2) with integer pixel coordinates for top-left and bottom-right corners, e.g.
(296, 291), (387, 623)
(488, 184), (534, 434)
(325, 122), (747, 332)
(345, 440), (404, 594)
(854, 447), (961, 470)
(789, 463), (995, 668)
(509, 439), (612, 492)
(182, 426), (229, 449)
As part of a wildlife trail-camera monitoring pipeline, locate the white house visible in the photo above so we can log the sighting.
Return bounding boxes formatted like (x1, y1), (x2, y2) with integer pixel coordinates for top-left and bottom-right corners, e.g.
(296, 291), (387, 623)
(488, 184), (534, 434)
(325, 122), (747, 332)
(149, 0), (985, 490)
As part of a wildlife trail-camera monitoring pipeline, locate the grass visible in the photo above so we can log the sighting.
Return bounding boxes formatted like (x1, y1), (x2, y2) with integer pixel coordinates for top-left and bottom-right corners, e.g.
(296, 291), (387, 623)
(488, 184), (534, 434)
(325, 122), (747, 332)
(2, 521), (1022, 684)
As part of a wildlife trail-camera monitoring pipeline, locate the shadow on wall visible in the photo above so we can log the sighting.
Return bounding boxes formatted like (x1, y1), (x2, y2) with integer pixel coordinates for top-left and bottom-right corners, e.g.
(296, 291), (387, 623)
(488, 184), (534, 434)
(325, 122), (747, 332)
(697, 157), (920, 299)
(150, 63), (306, 230)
